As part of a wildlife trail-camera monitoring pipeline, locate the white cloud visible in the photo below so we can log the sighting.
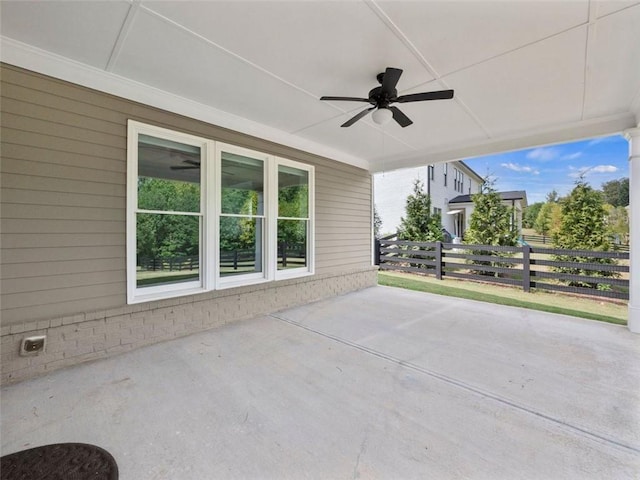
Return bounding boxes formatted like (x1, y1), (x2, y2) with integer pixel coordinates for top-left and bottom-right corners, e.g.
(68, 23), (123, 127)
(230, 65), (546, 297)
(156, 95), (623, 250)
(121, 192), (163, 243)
(562, 152), (582, 160)
(568, 164), (618, 178)
(501, 162), (539, 174)
(587, 136), (619, 147)
(591, 165), (618, 173)
(526, 147), (560, 161)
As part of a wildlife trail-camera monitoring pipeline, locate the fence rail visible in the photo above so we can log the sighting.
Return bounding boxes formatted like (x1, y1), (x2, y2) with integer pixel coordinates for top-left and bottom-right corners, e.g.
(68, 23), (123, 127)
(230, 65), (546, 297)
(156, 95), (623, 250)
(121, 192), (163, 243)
(138, 243), (307, 273)
(522, 234), (630, 252)
(376, 236), (630, 300)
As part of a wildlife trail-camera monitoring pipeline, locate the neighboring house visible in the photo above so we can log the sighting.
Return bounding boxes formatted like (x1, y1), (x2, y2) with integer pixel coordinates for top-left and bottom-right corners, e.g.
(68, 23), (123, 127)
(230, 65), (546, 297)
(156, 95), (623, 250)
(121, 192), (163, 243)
(375, 162), (527, 239)
(448, 190), (528, 239)
(374, 160), (483, 238)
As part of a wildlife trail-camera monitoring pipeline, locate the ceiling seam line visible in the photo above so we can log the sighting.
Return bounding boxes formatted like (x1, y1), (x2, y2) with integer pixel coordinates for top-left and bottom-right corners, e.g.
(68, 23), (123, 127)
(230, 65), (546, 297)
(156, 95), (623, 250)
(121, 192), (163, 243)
(365, 0), (492, 139)
(364, 0), (440, 80)
(581, 1), (598, 122)
(105, 0), (141, 72)
(139, 5), (331, 109)
(441, 21), (591, 79)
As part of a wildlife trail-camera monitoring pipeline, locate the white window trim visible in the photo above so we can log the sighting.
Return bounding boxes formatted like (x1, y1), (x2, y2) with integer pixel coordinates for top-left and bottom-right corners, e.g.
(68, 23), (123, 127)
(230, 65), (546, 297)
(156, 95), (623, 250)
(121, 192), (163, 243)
(216, 142), (271, 290)
(127, 120), (315, 304)
(274, 157), (315, 281)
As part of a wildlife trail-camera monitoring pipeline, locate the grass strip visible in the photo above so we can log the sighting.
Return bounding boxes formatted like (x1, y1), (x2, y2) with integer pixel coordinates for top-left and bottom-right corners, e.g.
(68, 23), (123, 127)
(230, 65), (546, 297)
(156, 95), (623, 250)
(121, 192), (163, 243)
(378, 272), (626, 326)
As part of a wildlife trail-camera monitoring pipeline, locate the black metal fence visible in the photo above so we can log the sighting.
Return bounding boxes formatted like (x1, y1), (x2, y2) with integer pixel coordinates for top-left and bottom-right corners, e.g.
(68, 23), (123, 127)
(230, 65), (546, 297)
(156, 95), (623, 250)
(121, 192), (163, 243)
(139, 256), (198, 271)
(376, 235), (630, 300)
(522, 234), (630, 252)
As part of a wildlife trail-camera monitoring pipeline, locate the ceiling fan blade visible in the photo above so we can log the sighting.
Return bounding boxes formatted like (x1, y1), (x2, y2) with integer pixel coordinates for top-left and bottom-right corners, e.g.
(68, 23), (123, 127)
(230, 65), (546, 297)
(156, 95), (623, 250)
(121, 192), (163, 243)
(170, 165), (200, 170)
(181, 159), (201, 166)
(320, 96), (370, 102)
(341, 106), (376, 127)
(396, 89), (454, 103)
(381, 67), (403, 95)
(389, 106), (413, 128)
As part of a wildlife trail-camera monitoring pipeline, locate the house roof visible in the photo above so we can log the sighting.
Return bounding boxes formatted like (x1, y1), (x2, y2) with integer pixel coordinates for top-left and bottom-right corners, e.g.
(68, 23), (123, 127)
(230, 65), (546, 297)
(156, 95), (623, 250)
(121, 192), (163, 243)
(1, 2), (638, 172)
(450, 190), (528, 207)
(456, 160), (484, 183)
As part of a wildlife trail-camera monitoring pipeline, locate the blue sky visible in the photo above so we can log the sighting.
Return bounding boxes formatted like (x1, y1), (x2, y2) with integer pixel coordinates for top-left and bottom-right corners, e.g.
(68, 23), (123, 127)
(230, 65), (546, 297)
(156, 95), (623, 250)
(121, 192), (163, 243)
(463, 134), (629, 204)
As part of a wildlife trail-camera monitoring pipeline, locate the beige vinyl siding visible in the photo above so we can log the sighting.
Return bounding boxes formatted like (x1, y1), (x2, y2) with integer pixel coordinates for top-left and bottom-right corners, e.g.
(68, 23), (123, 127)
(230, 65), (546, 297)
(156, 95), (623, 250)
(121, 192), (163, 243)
(0, 64), (372, 325)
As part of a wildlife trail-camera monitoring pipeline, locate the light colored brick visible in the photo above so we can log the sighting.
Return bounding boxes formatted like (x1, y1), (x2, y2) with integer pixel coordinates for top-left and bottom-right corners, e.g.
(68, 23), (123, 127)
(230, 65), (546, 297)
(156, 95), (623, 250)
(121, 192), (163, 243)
(85, 310), (106, 321)
(62, 313), (85, 325)
(49, 317), (63, 328)
(64, 341), (94, 358)
(10, 321), (37, 334)
(77, 319), (105, 330)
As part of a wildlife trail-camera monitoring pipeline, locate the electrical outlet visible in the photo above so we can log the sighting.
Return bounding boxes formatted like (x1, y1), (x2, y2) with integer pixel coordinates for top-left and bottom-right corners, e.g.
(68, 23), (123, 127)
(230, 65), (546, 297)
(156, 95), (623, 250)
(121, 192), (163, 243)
(20, 336), (46, 356)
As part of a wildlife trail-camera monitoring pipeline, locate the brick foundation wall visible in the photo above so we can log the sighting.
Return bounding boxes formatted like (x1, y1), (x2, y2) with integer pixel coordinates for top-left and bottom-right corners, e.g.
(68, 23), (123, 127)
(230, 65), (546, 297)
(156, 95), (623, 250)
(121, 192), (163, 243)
(1, 268), (378, 385)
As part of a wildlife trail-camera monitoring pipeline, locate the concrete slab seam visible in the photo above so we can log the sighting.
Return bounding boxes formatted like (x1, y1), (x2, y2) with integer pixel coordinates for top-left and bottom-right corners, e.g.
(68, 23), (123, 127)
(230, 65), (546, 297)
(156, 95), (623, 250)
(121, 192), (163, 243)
(270, 313), (640, 456)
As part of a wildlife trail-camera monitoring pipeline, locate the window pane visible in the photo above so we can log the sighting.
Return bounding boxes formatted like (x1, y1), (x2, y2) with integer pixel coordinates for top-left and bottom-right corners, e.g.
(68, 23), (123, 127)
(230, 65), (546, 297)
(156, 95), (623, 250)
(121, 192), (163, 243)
(136, 213), (200, 287)
(220, 216), (263, 277)
(278, 165), (308, 218)
(221, 152), (264, 215)
(138, 134), (201, 212)
(277, 219), (307, 270)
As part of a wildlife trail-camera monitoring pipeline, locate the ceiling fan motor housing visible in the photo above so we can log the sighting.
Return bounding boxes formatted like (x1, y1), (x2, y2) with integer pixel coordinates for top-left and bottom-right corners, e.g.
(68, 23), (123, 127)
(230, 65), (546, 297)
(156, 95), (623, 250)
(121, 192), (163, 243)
(369, 86), (395, 108)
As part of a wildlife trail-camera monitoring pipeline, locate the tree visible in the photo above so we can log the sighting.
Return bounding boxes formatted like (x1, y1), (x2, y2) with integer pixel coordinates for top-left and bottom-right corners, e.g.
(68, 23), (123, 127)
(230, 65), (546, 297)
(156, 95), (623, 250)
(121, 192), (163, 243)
(464, 180), (519, 276)
(136, 178), (200, 262)
(601, 178), (629, 207)
(534, 202), (562, 237)
(398, 179), (443, 241)
(604, 204), (629, 246)
(373, 205), (383, 239)
(553, 180), (617, 288)
(464, 181), (519, 247)
(523, 202), (543, 229)
(545, 189), (559, 203)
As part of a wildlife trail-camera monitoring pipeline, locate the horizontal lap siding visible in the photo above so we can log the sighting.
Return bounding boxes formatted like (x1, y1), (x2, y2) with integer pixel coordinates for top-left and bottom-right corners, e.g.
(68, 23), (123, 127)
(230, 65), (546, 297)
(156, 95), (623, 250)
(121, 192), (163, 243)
(0, 64), (372, 325)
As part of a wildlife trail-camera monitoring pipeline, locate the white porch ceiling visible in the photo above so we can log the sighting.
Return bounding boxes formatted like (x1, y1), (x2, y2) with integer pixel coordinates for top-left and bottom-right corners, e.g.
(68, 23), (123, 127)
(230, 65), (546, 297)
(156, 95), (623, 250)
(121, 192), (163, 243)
(1, 0), (639, 172)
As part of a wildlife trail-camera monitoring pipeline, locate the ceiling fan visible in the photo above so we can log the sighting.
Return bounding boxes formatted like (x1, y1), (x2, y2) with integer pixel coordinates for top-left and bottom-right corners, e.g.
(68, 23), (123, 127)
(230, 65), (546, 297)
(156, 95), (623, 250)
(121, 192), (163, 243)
(320, 67), (454, 128)
(170, 159), (200, 170)
(170, 159), (236, 177)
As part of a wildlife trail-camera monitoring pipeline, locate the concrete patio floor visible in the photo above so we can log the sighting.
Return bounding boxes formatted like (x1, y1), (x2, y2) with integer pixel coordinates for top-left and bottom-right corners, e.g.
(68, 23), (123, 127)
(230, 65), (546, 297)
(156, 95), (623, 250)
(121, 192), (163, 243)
(1, 286), (639, 479)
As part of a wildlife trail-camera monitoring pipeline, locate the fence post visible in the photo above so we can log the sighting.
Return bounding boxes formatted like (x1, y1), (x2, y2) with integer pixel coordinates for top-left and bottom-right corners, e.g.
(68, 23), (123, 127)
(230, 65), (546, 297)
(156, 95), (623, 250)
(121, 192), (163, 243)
(281, 243), (287, 268)
(233, 250), (238, 270)
(435, 241), (443, 280)
(522, 244), (531, 293)
(374, 238), (381, 265)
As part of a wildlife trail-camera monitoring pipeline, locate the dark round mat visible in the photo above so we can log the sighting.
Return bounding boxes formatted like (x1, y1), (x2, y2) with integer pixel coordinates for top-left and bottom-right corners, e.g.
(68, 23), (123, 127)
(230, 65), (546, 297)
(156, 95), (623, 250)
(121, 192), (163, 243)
(1, 443), (118, 480)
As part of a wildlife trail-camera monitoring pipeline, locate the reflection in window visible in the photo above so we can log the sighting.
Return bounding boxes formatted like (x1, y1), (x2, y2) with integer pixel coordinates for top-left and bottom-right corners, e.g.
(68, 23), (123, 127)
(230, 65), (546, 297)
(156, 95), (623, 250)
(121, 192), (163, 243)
(219, 152), (264, 278)
(135, 135), (202, 288)
(278, 165), (309, 270)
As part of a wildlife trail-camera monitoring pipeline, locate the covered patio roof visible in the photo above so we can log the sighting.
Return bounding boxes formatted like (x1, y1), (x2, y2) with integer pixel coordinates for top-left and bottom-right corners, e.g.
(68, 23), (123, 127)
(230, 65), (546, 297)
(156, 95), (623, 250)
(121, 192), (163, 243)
(1, 1), (638, 172)
(1, 1), (638, 331)
(2, 287), (638, 478)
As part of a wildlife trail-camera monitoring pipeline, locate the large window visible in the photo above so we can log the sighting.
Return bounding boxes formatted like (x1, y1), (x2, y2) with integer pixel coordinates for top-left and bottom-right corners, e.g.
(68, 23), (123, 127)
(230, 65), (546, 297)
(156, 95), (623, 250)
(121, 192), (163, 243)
(127, 121), (314, 303)
(277, 163), (310, 273)
(219, 148), (266, 283)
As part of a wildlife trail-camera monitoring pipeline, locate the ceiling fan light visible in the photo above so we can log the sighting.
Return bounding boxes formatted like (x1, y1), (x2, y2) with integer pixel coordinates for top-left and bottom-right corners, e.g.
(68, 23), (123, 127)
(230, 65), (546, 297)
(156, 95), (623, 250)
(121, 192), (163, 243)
(372, 107), (393, 125)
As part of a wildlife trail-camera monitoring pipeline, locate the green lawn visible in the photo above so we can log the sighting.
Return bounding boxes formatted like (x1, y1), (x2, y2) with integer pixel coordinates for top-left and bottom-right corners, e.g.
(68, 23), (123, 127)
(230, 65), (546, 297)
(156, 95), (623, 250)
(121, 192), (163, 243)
(378, 271), (627, 325)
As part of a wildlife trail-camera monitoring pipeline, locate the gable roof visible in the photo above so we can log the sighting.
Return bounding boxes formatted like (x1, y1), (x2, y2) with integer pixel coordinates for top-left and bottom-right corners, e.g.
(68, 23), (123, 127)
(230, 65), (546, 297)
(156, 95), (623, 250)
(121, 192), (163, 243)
(450, 190), (528, 207)
(456, 160), (484, 183)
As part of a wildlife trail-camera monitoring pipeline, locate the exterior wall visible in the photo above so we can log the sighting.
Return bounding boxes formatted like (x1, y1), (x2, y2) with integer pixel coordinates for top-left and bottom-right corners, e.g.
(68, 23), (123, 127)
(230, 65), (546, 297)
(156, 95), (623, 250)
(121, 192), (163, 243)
(0, 64), (377, 384)
(449, 198), (526, 239)
(374, 162), (482, 236)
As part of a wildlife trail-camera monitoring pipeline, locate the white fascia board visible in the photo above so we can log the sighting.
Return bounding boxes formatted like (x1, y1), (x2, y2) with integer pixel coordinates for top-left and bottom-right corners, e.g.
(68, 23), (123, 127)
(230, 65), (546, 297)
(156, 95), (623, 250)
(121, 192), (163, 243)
(0, 36), (370, 171)
(370, 112), (637, 173)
